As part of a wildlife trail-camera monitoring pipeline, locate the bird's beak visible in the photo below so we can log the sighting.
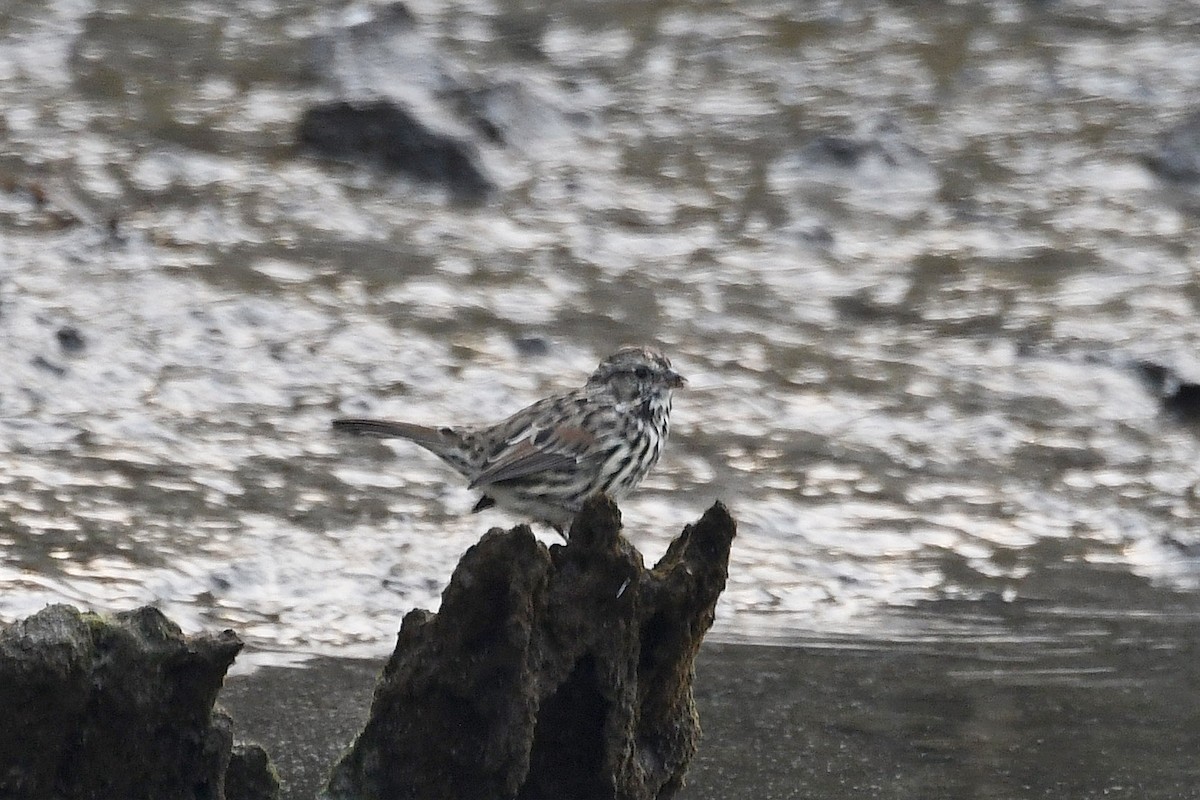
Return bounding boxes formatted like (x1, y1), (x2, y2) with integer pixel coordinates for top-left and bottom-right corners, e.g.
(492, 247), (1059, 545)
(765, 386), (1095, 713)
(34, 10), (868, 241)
(666, 370), (687, 389)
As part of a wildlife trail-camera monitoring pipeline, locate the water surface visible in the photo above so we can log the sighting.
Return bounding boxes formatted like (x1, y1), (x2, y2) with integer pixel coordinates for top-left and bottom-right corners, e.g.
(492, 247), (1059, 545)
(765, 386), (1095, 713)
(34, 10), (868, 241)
(3, 0), (1199, 664)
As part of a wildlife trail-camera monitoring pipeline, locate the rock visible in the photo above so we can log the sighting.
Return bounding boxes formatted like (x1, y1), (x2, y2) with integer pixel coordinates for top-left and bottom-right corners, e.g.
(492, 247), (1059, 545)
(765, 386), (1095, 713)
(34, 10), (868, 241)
(297, 100), (494, 201)
(0, 604), (246, 800)
(298, 2), (589, 196)
(513, 335), (551, 357)
(297, 3), (495, 201)
(225, 743), (282, 800)
(1135, 359), (1200, 421)
(1145, 111), (1200, 183)
(323, 494), (736, 800)
(1165, 383), (1200, 420)
(56, 325), (86, 353)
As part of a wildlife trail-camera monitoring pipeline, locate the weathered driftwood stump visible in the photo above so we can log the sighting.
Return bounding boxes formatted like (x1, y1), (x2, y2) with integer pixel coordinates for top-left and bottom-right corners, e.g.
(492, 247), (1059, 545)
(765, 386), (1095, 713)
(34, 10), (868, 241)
(324, 495), (736, 800)
(0, 496), (733, 800)
(0, 604), (276, 800)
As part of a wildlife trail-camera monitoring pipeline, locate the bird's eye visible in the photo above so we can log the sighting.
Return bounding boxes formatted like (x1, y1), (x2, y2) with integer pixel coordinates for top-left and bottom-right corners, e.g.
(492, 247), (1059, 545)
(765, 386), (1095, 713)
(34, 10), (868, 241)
(634, 366), (651, 380)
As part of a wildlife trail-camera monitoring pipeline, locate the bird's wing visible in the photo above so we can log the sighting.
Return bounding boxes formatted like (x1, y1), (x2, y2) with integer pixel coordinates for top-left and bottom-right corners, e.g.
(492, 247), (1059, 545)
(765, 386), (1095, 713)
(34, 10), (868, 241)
(468, 425), (596, 489)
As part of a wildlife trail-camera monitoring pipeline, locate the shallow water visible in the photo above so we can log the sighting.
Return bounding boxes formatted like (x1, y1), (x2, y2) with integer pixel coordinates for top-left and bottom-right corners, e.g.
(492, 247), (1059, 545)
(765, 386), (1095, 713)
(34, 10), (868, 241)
(222, 608), (1200, 800)
(685, 612), (1200, 800)
(3, 0), (1200, 661)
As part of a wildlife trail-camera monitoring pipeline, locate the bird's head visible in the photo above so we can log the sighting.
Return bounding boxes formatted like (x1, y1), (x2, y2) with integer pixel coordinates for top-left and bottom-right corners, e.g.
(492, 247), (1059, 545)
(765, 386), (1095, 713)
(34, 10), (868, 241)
(588, 346), (686, 410)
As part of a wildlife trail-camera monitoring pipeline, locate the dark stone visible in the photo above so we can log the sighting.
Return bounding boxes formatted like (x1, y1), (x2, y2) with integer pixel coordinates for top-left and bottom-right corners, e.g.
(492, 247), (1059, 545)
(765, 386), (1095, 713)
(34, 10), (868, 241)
(0, 604), (245, 800)
(1163, 381), (1200, 420)
(1145, 111), (1200, 183)
(297, 100), (494, 201)
(803, 134), (875, 168)
(514, 335), (552, 357)
(1134, 359), (1172, 393)
(323, 495), (736, 800)
(226, 743), (282, 800)
(1133, 359), (1200, 421)
(56, 325), (86, 353)
(833, 292), (922, 325)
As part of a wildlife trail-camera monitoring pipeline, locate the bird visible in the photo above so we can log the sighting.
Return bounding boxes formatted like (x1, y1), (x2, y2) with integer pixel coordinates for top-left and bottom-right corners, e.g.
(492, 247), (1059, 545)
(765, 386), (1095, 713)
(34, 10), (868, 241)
(332, 346), (685, 534)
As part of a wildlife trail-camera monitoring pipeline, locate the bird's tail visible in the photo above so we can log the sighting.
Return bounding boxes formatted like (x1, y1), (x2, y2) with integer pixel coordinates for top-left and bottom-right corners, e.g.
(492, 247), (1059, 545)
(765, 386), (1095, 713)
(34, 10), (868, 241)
(332, 418), (441, 441)
(332, 418), (473, 475)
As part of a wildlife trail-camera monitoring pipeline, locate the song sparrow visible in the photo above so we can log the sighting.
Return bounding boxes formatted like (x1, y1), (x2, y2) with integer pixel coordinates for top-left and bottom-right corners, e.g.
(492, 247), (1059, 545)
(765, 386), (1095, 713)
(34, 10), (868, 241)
(333, 346), (685, 533)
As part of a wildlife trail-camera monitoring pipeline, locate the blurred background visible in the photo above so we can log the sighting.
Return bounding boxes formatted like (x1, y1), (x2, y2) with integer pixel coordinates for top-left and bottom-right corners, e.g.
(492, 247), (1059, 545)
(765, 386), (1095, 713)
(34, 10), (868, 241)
(8, 2), (1200, 796)
(2, 0), (1200, 660)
